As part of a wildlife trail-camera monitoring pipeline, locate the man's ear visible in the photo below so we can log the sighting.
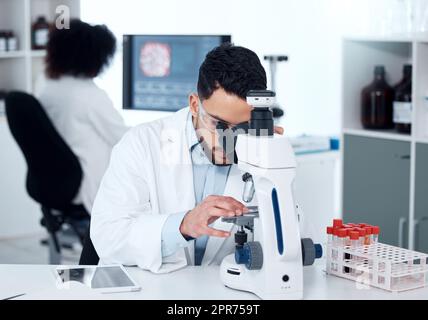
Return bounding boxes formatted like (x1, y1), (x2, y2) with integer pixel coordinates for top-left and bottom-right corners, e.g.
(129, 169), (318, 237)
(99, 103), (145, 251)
(189, 93), (199, 117)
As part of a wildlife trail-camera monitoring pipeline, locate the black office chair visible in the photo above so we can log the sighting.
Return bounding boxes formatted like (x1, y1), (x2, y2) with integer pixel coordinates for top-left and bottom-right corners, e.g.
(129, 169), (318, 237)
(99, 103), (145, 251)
(5, 91), (90, 264)
(79, 227), (100, 265)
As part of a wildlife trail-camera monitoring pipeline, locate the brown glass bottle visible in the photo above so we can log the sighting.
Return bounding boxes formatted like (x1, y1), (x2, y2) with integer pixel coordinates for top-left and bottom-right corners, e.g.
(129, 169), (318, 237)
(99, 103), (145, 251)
(32, 16), (50, 50)
(361, 66), (394, 129)
(393, 65), (412, 134)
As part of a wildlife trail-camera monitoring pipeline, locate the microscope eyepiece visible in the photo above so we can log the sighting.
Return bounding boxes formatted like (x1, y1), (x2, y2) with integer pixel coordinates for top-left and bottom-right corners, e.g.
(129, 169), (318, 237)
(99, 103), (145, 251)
(249, 107), (274, 136)
(246, 90), (275, 136)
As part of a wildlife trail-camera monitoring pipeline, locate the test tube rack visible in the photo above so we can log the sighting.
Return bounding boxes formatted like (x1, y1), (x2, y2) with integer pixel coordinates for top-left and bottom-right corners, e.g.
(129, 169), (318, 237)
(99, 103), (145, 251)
(326, 242), (428, 292)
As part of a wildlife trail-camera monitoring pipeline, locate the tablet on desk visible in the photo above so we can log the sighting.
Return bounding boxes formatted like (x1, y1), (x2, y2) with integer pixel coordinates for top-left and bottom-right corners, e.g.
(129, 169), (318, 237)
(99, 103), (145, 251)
(55, 265), (141, 293)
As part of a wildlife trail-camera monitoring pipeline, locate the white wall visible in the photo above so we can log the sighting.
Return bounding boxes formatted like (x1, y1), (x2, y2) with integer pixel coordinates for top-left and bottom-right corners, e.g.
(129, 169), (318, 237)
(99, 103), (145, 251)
(81, 0), (375, 136)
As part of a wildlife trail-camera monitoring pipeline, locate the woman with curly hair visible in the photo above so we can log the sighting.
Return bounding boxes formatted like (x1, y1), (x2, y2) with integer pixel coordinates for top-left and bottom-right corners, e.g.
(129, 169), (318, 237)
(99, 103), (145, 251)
(36, 19), (127, 212)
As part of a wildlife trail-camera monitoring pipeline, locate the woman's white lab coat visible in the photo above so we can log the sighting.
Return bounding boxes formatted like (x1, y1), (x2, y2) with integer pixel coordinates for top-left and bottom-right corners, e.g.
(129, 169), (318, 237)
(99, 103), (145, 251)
(91, 108), (258, 273)
(36, 76), (128, 212)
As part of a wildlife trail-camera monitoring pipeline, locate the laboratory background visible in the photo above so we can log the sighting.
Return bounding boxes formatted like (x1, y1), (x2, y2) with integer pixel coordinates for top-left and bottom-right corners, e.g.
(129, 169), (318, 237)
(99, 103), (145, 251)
(0, 0), (428, 300)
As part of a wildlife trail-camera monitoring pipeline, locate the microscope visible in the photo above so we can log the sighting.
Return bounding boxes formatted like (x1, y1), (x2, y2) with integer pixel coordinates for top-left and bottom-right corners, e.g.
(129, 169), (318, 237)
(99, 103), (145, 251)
(219, 90), (322, 300)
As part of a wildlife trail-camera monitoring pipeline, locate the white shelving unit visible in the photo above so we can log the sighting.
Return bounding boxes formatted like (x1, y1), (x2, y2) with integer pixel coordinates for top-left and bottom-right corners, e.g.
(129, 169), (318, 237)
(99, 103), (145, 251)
(342, 128), (412, 142)
(0, 0), (80, 95)
(342, 37), (428, 143)
(341, 36), (428, 252)
(0, 0), (80, 238)
(0, 51), (26, 59)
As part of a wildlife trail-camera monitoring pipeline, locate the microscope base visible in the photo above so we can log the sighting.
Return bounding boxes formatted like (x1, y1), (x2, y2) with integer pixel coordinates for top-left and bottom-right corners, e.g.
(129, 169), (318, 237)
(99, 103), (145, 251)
(220, 254), (303, 300)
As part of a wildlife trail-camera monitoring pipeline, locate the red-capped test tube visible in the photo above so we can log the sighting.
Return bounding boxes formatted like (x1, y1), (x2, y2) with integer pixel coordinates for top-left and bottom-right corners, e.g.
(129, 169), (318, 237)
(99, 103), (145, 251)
(349, 230), (362, 274)
(349, 231), (360, 249)
(331, 227), (339, 261)
(355, 228), (366, 245)
(333, 219), (343, 228)
(364, 226), (373, 245)
(371, 226), (380, 243)
(337, 228), (348, 247)
(344, 228), (352, 246)
(327, 226), (334, 245)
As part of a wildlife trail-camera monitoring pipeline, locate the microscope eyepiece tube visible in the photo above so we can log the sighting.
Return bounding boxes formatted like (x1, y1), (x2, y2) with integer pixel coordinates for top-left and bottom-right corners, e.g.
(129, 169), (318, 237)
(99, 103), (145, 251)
(246, 90), (275, 136)
(249, 107), (274, 136)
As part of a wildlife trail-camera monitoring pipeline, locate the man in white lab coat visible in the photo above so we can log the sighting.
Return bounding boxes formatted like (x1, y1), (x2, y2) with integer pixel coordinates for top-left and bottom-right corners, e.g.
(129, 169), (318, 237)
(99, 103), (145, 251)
(91, 44), (284, 273)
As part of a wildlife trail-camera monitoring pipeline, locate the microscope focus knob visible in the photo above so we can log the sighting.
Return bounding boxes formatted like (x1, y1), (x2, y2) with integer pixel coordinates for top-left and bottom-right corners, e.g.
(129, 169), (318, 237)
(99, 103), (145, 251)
(315, 244), (323, 259)
(301, 238), (323, 266)
(235, 241), (263, 270)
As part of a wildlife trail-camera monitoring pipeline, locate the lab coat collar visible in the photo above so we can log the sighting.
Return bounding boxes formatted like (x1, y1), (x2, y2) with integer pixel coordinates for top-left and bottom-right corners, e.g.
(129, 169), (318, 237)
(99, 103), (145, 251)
(185, 110), (200, 151)
(162, 107), (192, 144)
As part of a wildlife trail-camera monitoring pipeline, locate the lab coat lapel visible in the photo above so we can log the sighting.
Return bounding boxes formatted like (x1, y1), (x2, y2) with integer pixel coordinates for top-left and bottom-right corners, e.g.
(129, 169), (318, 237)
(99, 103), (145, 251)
(158, 108), (196, 265)
(202, 165), (243, 265)
(157, 108), (195, 213)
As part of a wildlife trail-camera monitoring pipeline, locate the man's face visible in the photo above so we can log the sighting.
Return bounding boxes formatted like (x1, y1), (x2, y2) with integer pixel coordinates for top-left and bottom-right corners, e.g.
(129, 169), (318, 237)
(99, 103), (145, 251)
(189, 88), (252, 165)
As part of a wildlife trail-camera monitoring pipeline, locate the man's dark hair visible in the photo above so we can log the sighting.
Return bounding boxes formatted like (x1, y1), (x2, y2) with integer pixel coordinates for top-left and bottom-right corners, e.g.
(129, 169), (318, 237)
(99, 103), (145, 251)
(45, 19), (116, 79)
(197, 43), (267, 101)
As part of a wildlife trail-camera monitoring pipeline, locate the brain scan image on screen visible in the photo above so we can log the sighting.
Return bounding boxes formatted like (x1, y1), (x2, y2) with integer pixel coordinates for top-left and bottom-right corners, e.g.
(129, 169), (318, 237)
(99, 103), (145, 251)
(140, 42), (171, 77)
(125, 35), (230, 111)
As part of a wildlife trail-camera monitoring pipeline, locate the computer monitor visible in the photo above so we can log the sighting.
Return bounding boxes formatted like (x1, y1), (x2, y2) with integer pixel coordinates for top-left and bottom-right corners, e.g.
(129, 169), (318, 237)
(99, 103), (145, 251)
(123, 35), (231, 111)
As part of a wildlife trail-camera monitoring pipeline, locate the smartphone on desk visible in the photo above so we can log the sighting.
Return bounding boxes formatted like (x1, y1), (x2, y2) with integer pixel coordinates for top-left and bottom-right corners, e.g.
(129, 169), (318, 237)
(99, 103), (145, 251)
(55, 265), (141, 294)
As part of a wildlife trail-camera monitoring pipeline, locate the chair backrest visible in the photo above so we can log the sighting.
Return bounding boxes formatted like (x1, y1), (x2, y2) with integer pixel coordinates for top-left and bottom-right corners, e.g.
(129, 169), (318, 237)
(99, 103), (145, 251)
(5, 91), (82, 210)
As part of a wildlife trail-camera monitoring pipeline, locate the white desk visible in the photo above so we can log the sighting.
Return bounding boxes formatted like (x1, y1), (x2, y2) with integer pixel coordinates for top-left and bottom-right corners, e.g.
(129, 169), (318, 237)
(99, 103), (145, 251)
(1, 261), (427, 300)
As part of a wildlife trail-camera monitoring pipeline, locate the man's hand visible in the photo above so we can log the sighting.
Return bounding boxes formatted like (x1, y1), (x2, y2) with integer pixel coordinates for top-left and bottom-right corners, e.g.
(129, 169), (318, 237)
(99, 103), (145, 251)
(274, 126), (284, 135)
(179, 195), (249, 238)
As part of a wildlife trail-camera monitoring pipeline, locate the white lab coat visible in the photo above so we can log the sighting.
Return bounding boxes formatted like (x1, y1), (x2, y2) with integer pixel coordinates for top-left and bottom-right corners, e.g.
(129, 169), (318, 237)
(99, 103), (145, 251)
(36, 76), (128, 212)
(91, 107), (257, 273)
